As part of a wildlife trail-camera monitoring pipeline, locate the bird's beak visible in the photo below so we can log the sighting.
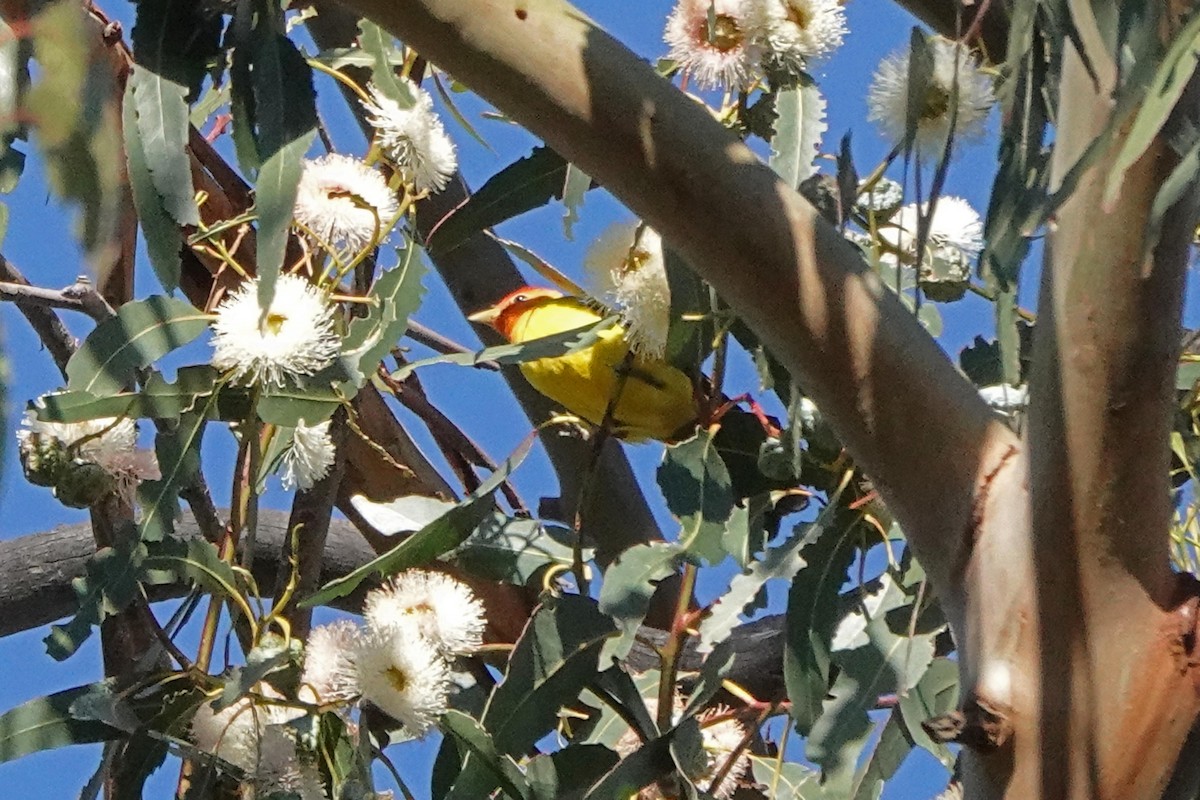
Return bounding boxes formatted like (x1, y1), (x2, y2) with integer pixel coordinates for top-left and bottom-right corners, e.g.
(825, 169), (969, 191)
(467, 305), (501, 326)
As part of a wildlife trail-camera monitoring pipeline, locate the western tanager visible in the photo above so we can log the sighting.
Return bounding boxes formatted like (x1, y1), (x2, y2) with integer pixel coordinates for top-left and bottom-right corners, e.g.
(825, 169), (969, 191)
(468, 287), (699, 442)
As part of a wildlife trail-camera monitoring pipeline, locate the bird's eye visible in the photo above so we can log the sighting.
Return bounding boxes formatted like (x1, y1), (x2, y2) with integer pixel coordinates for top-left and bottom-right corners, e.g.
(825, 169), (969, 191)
(514, 294), (528, 303)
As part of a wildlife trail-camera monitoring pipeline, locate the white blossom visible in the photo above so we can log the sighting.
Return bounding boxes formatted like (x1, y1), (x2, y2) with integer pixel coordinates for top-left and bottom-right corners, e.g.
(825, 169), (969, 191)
(294, 153), (399, 253)
(17, 409), (160, 491)
(880, 196), (984, 263)
(362, 570), (486, 656)
(353, 625), (449, 735)
(281, 420), (337, 491)
(665, 0), (769, 91)
(979, 384), (1028, 414)
(697, 708), (750, 798)
(362, 81), (457, 193)
(584, 222), (672, 358)
(210, 273), (340, 389)
(189, 694), (300, 774)
(762, 0), (847, 73)
(301, 619), (360, 704)
(866, 36), (995, 159)
(253, 725), (329, 800)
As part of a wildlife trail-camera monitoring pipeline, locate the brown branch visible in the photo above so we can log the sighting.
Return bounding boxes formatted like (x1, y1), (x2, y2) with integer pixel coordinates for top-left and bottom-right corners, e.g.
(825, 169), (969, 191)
(0, 254), (77, 378)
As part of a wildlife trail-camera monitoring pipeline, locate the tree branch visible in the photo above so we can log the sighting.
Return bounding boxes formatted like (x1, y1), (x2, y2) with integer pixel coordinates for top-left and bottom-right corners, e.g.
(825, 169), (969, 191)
(335, 0), (1013, 613)
(0, 254), (77, 379)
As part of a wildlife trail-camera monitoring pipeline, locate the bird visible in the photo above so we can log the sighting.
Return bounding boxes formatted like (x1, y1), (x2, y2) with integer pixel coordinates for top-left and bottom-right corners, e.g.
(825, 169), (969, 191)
(468, 286), (700, 442)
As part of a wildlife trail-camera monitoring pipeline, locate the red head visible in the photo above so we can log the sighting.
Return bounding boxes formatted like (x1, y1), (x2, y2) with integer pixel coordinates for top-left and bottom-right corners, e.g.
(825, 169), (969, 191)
(467, 286), (563, 340)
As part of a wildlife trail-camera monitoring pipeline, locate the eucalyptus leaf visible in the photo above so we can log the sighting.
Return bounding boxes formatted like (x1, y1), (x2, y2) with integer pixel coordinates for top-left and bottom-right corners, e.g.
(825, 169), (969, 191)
(598, 542), (683, 662)
(0, 683), (124, 763)
(129, 65), (199, 226)
(807, 574), (938, 793)
(426, 146), (573, 255)
(137, 408), (207, 543)
(527, 745), (621, 800)
(390, 316), (618, 381)
(44, 534), (146, 661)
(451, 514), (584, 585)
(697, 509), (838, 654)
(65, 296), (210, 396)
(442, 710), (532, 800)
(122, 78), (183, 292)
(783, 516), (857, 735)
(658, 429), (734, 564)
(302, 434), (535, 607)
(561, 162), (590, 240)
(769, 82), (827, 189)
(481, 594), (616, 755)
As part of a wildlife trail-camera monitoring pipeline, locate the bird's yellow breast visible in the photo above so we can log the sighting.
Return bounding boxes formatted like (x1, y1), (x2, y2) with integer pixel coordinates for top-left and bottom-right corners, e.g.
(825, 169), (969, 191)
(508, 298), (698, 442)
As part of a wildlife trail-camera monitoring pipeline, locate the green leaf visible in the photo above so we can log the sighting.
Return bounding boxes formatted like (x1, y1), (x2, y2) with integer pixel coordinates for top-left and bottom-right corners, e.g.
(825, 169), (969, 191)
(849, 708), (911, 800)
(356, 20), (413, 103)
(137, 409), (208, 542)
(597, 542), (682, 662)
(897, 657), (959, 767)
(0, 683), (124, 763)
(748, 756), (823, 799)
(769, 82), (827, 189)
(65, 296), (210, 396)
(122, 79), (183, 292)
(256, 383), (341, 427)
(301, 434), (535, 607)
(658, 429), (734, 563)
(45, 534), (145, 661)
(527, 745), (620, 800)
(482, 595), (617, 755)
(390, 316), (618, 381)
(1104, 10), (1200, 206)
(442, 711), (532, 800)
(244, 19), (318, 303)
(129, 66), (199, 226)
(783, 517), (857, 735)
(426, 146), (571, 255)
(451, 514), (584, 585)
(697, 515), (827, 653)
(681, 640), (735, 716)
(38, 367), (248, 424)
(807, 573), (938, 793)
(27, 1), (123, 271)
(342, 244), (428, 381)
(142, 536), (244, 602)
(131, 0), (223, 100)
(561, 163), (590, 240)
(584, 719), (702, 800)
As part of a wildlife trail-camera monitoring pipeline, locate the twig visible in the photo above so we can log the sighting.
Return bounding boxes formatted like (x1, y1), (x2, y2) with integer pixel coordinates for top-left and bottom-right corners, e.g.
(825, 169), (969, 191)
(403, 321), (499, 370)
(656, 562), (699, 732)
(0, 255), (77, 378)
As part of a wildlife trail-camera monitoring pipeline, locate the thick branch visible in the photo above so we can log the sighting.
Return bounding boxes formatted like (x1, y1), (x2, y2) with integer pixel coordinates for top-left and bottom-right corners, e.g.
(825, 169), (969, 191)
(979, 7), (1200, 800)
(335, 0), (1016, 606)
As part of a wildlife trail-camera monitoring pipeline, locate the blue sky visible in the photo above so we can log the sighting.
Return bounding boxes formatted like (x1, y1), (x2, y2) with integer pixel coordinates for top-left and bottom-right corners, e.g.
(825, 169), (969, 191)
(0, 0), (1170, 797)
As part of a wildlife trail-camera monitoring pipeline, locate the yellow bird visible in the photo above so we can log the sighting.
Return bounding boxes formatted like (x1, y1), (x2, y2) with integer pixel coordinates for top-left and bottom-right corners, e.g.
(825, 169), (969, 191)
(468, 287), (699, 442)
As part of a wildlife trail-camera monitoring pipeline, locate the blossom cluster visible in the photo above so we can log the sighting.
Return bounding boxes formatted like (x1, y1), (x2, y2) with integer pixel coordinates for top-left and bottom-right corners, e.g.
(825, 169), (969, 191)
(584, 221), (673, 357)
(299, 569), (486, 734)
(189, 570), (486, 795)
(665, 0), (847, 89)
(616, 699), (752, 799)
(16, 410), (159, 507)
